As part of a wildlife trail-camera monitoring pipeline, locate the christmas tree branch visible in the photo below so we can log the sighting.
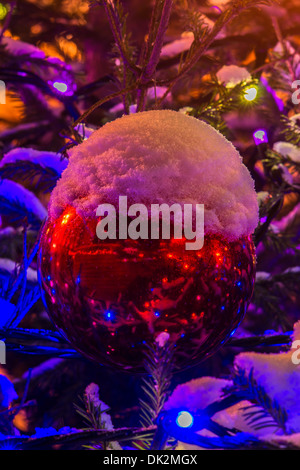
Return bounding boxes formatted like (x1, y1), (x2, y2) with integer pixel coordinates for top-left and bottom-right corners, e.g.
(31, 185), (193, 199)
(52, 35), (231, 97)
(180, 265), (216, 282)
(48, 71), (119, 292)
(100, 0), (139, 75)
(224, 367), (289, 434)
(0, 327), (292, 357)
(154, 0), (276, 106)
(9, 426), (156, 450)
(139, 338), (174, 449)
(72, 83), (138, 127)
(141, 0), (173, 82)
(7, 237), (39, 302)
(227, 332), (292, 348)
(136, 0), (173, 111)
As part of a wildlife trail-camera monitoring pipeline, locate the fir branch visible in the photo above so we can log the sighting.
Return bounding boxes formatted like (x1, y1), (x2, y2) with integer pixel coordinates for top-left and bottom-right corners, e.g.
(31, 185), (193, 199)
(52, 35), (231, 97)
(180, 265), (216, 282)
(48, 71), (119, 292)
(155, 0), (275, 106)
(0, 327), (293, 358)
(13, 224), (29, 323)
(224, 367), (289, 434)
(187, 79), (260, 133)
(3, 343), (82, 358)
(138, 339), (174, 449)
(0, 327), (65, 343)
(9, 284), (41, 327)
(97, 0), (139, 114)
(137, 0), (174, 111)
(227, 332), (292, 349)
(0, 162), (61, 193)
(139, 0), (165, 66)
(279, 116), (300, 146)
(7, 237), (39, 301)
(263, 226), (300, 254)
(99, 0), (139, 75)
(72, 83), (138, 127)
(254, 194), (284, 245)
(177, 5), (211, 45)
(0, 195), (42, 230)
(9, 426), (156, 450)
(263, 148), (300, 174)
(75, 390), (110, 431)
(252, 275), (296, 331)
(141, 0), (173, 82)
(74, 383), (123, 450)
(139, 341), (174, 428)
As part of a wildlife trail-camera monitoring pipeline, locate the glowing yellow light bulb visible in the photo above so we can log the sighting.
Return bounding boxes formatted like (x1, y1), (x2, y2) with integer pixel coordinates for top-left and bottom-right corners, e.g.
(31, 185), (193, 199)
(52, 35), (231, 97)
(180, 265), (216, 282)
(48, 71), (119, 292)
(0, 3), (8, 20)
(243, 86), (258, 102)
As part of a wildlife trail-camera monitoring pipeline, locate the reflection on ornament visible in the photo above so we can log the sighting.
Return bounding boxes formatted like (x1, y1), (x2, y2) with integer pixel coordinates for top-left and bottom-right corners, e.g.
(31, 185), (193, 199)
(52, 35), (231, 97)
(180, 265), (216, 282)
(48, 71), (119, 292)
(38, 206), (256, 373)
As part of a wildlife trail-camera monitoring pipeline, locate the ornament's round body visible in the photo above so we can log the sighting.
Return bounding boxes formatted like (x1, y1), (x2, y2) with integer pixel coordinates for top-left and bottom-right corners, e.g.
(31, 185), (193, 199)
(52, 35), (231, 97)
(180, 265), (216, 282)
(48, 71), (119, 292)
(38, 110), (258, 372)
(39, 208), (256, 372)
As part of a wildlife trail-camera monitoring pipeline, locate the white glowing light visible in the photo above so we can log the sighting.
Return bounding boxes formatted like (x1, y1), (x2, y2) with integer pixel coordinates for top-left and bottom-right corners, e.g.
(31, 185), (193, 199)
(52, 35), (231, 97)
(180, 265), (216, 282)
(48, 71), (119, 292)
(253, 129), (268, 145)
(244, 86), (258, 102)
(176, 411), (194, 428)
(53, 81), (68, 93)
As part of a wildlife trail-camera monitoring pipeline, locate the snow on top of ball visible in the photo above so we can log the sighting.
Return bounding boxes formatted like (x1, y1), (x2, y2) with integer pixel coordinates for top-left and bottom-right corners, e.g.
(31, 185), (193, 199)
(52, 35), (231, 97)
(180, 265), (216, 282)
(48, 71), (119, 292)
(49, 110), (258, 241)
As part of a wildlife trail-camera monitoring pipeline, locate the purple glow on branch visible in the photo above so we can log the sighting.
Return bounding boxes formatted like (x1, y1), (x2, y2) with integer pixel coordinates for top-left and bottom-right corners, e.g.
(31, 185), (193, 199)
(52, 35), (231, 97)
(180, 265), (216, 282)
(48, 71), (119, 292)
(253, 129), (268, 145)
(211, 5), (222, 13)
(260, 216), (267, 224)
(260, 76), (284, 112)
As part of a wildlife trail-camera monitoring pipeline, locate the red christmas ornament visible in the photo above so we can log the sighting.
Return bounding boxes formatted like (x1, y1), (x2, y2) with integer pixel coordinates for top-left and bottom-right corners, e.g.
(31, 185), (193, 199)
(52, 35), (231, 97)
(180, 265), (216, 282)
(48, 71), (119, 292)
(38, 206), (256, 372)
(38, 110), (259, 372)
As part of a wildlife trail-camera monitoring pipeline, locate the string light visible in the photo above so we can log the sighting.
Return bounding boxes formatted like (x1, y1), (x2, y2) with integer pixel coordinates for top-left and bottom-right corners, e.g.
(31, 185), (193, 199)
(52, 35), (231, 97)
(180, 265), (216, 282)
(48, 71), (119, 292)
(52, 81), (68, 93)
(243, 86), (258, 102)
(105, 311), (115, 321)
(0, 3), (8, 20)
(253, 129), (268, 145)
(176, 411), (194, 428)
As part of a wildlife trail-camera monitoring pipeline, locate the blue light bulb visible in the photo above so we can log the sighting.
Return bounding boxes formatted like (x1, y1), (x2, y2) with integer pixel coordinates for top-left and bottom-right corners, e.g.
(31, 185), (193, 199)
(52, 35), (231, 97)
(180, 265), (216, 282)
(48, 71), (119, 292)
(176, 411), (194, 428)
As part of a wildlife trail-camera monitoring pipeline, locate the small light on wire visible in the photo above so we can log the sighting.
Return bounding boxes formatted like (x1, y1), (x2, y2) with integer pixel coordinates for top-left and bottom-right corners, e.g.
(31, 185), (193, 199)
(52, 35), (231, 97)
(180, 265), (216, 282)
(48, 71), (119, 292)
(243, 86), (258, 102)
(253, 129), (268, 145)
(52, 81), (68, 93)
(105, 311), (114, 321)
(176, 411), (194, 428)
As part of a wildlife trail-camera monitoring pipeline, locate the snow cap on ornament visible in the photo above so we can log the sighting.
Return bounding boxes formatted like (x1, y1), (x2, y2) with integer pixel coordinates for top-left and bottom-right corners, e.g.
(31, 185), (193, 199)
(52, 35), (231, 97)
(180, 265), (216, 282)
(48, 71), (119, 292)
(49, 110), (259, 242)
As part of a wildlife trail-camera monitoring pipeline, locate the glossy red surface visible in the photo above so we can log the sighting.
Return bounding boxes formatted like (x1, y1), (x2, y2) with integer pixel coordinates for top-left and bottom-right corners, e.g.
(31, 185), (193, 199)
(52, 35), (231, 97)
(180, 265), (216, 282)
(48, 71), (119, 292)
(38, 207), (256, 372)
